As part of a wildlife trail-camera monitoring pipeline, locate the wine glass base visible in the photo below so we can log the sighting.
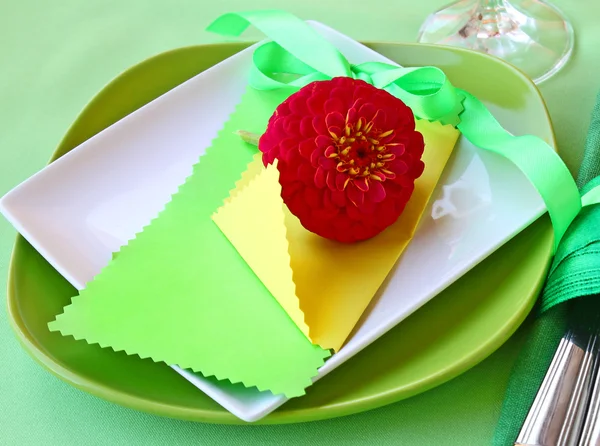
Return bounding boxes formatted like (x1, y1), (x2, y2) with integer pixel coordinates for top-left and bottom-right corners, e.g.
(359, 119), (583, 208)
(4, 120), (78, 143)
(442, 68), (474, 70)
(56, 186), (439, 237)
(417, 0), (574, 84)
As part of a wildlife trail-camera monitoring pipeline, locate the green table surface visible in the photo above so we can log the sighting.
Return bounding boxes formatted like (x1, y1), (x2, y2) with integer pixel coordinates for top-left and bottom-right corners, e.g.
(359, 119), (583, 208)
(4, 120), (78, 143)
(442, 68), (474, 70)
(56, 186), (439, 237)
(1, 1), (599, 444)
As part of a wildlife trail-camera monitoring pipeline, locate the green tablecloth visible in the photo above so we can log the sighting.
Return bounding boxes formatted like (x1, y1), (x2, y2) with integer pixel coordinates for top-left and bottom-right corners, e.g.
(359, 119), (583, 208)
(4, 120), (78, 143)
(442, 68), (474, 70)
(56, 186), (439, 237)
(1, 1), (599, 444)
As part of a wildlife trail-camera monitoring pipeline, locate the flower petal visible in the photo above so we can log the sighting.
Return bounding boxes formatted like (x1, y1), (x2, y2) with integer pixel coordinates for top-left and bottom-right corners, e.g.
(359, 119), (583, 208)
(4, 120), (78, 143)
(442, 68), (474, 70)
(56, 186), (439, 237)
(332, 214), (352, 232)
(410, 131), (425, 156)
(354, 177), (369, 192)
(358, 103), (376, 122)
(411, 159), (425, 178)
(286, 191), (311, 223)
(299, 116), (315, 138)
(258, 134), (275, 156)
(307, 93), (327, 115)
(312, 206), (339, 221)
(324, 97), (344, 114)
(323, 188), (334, 210)
(314, 166), (327, 188)
(330, 87), (353, 109)
(389, 143), (406, 157)
(346, 200), (363, 220)
(331, 76), (354, 88)
(371, 109), (387, 129)
(289, 95), (309, 115)
(280, 180), (303, 201)
(276, 101), (291, 117)
(374, 199), (398, 227)
(351, 98), (364, 113)
(335, 172), (349, 191)
(297, 162), (314, 185)
(345, 107), (357, 126)
(298, 140), (314, 159)
(326, 170), (337, 190)
(271, 117), (287, 140)
(284, 118), (300, 135)
(358, 199), (376, 214)
(324, 145), (337, 158)
(347, 183), (365, 207)
(319, 157), (336, 170)
(350, 222), (370, 240)
(283, 146), (302, 165)
(310, 149), (321, 167)
(392, 174), (413, 187)
(325, 111), (345, 129)
(367, 180), (386, 203)
(389, 159), (408, 176)
(315, 135), (331, 149)
(303, 186), (322, 208)
(262, 151), (275, 166)
(328, 126), (342, 139)
(331, 189), (347, 207)
(353, 85), (373, 102)
(275, 137), (296, 162)
(312, 115), (328, 135)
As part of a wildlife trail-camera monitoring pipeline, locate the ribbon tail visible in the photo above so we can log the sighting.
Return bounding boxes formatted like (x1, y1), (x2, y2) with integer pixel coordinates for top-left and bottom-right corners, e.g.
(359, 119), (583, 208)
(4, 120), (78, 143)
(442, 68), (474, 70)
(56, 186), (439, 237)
(457, 89), (581, 252)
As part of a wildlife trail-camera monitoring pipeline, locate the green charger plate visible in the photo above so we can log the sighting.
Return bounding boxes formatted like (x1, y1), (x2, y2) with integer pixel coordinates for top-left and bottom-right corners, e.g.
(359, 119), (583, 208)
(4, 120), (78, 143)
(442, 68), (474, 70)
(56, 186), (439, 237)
(7, 42), (553, 424)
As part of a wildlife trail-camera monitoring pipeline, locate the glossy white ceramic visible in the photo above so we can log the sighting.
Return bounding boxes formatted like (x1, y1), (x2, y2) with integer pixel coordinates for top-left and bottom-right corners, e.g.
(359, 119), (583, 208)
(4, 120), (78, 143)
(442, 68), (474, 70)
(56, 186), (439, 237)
(0, 22), (545, 422)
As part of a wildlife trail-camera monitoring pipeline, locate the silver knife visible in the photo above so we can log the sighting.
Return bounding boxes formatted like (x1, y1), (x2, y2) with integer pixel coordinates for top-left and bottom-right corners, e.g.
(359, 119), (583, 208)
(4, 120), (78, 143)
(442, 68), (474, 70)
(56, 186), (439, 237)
(515, 316), (600, 446)
(577, 341), (600, 445)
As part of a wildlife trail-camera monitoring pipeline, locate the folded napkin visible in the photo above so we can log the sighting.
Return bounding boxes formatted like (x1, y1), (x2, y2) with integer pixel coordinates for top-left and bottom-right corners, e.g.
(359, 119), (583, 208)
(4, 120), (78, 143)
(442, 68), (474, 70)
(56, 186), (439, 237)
(493, 92), (600, 445)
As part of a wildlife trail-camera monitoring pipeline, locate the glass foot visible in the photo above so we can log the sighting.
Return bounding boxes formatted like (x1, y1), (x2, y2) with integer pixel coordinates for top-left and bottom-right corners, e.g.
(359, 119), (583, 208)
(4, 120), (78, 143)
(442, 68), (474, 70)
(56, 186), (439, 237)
(417, 0), (574, 84)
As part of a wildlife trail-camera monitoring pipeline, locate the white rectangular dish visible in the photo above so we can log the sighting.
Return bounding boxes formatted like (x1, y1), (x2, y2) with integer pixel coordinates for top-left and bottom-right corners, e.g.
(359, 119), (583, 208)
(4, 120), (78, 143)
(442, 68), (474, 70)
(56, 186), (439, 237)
(0, 21), (544, 422)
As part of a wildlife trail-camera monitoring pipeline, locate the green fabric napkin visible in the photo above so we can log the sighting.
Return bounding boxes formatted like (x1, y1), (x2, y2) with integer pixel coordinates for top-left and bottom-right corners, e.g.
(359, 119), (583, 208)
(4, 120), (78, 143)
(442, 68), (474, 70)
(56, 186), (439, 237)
(493, 92), (600, 445)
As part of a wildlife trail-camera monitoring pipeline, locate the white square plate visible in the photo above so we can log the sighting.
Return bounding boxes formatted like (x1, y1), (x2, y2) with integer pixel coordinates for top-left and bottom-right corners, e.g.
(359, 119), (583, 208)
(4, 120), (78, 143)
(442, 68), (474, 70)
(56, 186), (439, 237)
(0, 22), (544, 422)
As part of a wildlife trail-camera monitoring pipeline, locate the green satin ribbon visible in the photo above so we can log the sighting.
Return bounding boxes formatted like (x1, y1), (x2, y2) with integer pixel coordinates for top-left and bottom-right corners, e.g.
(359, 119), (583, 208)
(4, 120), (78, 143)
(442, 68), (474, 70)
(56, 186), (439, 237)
(207, 10), (600, 252)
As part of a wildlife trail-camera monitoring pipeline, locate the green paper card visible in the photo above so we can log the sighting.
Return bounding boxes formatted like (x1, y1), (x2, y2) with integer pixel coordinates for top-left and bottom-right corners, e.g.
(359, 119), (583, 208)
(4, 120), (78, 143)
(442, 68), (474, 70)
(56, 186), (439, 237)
(49, 87), (329, 398)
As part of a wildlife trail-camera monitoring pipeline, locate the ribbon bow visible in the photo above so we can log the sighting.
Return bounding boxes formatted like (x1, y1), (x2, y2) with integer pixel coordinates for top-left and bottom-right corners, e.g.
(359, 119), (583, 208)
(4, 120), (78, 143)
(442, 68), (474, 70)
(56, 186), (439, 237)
(208, 10), (599, 252)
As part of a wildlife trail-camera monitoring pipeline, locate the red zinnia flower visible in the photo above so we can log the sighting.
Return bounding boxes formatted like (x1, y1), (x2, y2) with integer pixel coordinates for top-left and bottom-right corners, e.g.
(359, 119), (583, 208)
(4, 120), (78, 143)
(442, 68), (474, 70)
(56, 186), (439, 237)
(259, 77), (425, 243)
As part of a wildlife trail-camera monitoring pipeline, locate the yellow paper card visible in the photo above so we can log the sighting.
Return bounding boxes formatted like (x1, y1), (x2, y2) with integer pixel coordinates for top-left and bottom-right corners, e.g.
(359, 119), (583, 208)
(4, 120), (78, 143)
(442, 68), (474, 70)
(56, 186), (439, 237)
(213, 158), (311, 339)
(212, 120), (459, 350)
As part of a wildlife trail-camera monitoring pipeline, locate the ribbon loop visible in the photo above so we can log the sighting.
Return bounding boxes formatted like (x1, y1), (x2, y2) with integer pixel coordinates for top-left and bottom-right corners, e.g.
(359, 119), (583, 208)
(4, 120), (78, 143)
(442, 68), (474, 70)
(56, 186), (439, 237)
(368, 65), (463, 126)
(250, 42), (331, 91)
(351, 68), (373, 84)
(207, 10), (351, 78)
